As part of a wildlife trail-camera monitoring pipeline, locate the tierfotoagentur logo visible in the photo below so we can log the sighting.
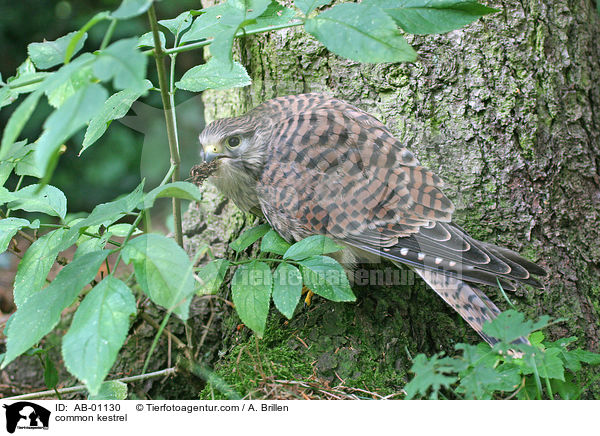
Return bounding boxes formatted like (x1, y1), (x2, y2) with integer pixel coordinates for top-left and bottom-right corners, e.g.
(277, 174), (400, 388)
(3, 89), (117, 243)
(3, 402), (51, 433)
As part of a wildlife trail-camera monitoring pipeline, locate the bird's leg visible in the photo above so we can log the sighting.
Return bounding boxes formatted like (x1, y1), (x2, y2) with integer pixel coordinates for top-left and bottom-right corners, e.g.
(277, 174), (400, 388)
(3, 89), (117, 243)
(302, 285), (315, 306)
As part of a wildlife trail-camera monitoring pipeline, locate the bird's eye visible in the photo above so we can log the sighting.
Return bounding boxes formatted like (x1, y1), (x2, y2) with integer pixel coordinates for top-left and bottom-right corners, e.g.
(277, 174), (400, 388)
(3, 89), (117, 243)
(227, 136), (241, 148)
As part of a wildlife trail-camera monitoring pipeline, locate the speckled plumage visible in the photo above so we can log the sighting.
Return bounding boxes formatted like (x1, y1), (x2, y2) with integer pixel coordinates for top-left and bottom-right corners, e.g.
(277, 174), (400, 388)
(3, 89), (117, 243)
(199, 93), (546, 345)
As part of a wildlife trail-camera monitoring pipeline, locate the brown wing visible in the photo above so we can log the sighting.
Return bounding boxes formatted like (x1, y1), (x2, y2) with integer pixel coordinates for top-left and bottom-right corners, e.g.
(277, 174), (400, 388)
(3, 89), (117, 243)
(256, 95), (545, 289)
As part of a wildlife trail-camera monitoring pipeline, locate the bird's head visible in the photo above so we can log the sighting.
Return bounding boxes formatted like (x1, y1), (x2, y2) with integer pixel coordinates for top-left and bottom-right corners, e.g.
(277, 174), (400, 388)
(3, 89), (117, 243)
(198, 116), (267, 180)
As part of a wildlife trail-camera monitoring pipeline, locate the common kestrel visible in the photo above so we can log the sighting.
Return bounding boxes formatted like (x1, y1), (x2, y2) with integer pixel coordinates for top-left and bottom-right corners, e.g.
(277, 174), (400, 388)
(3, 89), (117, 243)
(198, 93), (546, 345)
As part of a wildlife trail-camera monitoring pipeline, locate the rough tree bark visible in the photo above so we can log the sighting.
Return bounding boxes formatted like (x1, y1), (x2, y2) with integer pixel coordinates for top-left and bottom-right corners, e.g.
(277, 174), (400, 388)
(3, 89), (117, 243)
(183, 0), (600, 398)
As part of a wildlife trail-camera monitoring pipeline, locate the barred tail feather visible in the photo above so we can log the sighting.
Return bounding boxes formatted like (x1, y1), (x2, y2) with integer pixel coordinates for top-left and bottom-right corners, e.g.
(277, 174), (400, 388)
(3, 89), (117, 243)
(410, 266), (528, 346)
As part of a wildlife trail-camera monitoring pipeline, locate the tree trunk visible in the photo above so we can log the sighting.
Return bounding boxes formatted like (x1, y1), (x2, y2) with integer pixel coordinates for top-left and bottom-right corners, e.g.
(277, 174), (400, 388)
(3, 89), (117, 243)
(184, 0), (600, 398)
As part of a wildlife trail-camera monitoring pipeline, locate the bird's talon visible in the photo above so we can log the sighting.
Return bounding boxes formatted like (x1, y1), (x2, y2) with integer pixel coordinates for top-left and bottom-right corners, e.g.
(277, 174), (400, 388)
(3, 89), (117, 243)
(302, 285), (315, 306)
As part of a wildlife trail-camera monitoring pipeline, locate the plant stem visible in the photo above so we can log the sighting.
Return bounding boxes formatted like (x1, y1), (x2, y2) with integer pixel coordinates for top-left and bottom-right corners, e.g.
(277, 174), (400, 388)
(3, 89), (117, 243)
(151, 20), (305, 56)
(3, 368), (176, 400)
(147, 4), (183, 248)
(100, 19), (117, 50)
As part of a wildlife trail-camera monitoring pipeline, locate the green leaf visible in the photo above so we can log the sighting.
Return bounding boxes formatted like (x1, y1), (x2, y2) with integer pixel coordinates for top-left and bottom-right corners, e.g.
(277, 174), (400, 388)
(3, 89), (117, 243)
(0, 90), (42, 160)
(551, 373), (581, 400)
(180, 0), (271, 65)
(0, 86), (18, 109)
(36, 83), (108, 177)
(0, 218), (39, 253)
(229, 223), (271, 252)
(74, 180), (144, 230)
(242, 1), (298, 32)
(44, 354), (59, 389)
(64, 11), (110, 64)
(62, 276), (136, 396)
(179, 3), (231, 44)
(73, 233), (111, 260)
(159, 11), (193, 36)
(305, 3), (417, 63)
(93, 38), (148, 91)
(121, 234), (196, 320)
(283, 235), (341, 260)
(88, 380), (128, 400)
(522, 348), (565, 381)
(81, 80), (152, 154)
(482, 310), (551, 345)
(195, 259), (230, 295)
(364, 0), (499, 35)
(298, 255), (355, 302)
(294, 0), (332, 15)
(1, 250), (109, 368)
(143, 181), (203, 209)
(112, 0), (153, 19)
(231, 261), (272, 337)
(175, 58), (251, 92)
(6, 71), (50, 95)
(272, 262), (302, 319)
(12, 228), (78, 307)
(4, 184), (67, 219)
(404, 353), (458, 399)
(571, 349), (600, 365)
(14, 144), (44, 178)
(260, 229), (291, 255)
(107, 223), (142, 238)
(138, 31), (166, 48)
(28, 31), (88, 70)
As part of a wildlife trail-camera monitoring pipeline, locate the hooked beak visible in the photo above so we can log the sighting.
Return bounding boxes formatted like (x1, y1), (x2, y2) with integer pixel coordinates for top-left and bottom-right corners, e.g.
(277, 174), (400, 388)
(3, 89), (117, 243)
(201, 144), (222, 163)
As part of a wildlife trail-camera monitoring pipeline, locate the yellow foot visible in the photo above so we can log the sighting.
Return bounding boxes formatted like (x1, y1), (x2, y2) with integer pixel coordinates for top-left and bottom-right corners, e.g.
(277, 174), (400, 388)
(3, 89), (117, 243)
(302, 285), (315, 306)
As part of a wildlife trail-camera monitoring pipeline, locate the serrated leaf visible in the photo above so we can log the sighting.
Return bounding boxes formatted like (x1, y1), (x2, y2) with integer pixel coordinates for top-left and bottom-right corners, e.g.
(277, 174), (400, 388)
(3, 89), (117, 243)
(12, 228), (79, 307)
(64, 11), (110, 64)
(62, 276), (136, 395)
(36, 83), (108, 177)
(231, 261), (272, 337)
(6, 72), (50, 95)
(93, 38), (148, 91)
(159, 11), (193, 36)
(46, 65), (95, 109)
(1, 250), (109, 368)
(294, 0), (332, 15)
(242, 1), (298, 32)
(364, 0), (499, 35)
(195, 259), (230, 295)
(107, 223), (142, 238)
(5, 184), (67, 219)
(28, 31), (87, 70)
(522, 348), (565, 381)
(81, 81), (152, 153)
(260, 229), (291, 255)
(14, 144), (44, 178)
(121, 234), (195, 320)
(179, 3), (231, 44)
(0, 90), (42, 160)
(298, 255), (354, 302)
(143, 181), (203, 209)
(112, 0), (153, 19)
(272, 262), (302, 319)
(482, 310), (551, 345)
(71, 181), (144, 230)
(175, 58), (251, 92)
(404, 353), (458, 399)
(73, 233), (111, 260)
(0, 218), (39, 253)
(230, 223), (271, 252)
(283, 234), (341, 260)
(88, 380), (128, 400)
(305, 3), (416, 63)
(138, 31), (165, 48)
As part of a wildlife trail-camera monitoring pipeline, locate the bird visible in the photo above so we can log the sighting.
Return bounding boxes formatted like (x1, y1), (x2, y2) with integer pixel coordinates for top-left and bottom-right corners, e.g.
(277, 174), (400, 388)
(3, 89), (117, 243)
(198, 93), (547, 346)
